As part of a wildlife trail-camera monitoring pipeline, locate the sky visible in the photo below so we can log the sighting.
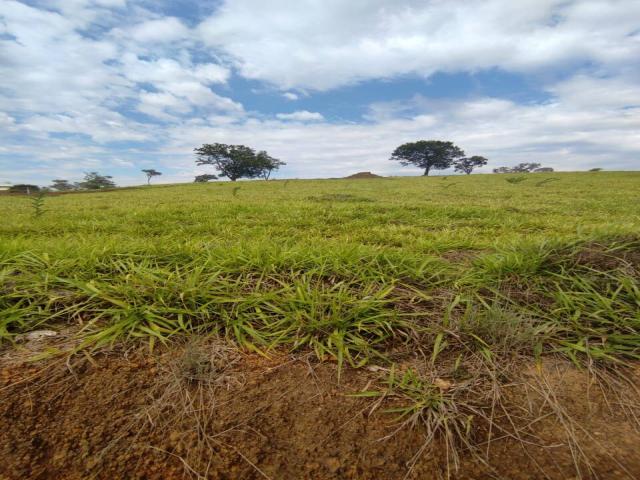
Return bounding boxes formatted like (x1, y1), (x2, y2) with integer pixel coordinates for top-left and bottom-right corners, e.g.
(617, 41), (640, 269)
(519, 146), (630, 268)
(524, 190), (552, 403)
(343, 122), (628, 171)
(0, 0), (639, 186)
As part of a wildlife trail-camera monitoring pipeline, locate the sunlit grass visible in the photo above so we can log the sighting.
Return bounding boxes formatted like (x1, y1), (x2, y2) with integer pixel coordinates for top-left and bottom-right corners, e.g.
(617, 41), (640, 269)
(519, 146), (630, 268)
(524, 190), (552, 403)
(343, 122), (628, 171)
(1, 172), (639, 367)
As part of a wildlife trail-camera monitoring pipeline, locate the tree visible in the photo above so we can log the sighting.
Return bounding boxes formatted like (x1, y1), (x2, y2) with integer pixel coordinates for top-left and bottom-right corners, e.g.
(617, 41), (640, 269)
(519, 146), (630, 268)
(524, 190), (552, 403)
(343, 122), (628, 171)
(77, 172), (116, 190)
(50, 179), (75, 191)
(194, 174), (218, 183)
(512, 162), (541, 173)
(194, 143), (263, 181)
(8, 184), (40, 194)
(534, 167), (554, 172)
(454, 156), (488, 175)
(255, 151), (286, 180)
(142, 169), (162, 185)
(390, 140), (464, 176)
(493, 163), (543, 174)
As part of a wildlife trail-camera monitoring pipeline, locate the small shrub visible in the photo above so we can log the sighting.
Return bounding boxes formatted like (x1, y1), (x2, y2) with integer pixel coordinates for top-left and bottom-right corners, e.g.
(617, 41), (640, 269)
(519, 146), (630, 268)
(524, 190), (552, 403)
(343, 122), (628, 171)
(30, 191), (46, 218)
(505, 176), (527, 184)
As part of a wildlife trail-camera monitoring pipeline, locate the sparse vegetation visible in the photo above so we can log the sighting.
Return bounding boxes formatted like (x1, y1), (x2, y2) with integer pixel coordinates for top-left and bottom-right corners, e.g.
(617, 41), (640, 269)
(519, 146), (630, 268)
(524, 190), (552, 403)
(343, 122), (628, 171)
(142, 168), (162, 185)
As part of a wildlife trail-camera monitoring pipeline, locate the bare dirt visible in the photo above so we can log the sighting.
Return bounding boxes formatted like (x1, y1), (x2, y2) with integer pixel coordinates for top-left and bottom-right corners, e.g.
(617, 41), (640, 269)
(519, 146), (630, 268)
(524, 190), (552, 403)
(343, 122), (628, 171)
(1, 336), (639, 480)
(343, 172), (383, 179)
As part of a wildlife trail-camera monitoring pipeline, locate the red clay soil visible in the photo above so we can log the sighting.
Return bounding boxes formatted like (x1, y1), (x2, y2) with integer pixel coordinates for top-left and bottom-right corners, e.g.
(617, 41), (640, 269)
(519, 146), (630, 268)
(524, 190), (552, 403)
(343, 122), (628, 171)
(1, 339), (639, 480)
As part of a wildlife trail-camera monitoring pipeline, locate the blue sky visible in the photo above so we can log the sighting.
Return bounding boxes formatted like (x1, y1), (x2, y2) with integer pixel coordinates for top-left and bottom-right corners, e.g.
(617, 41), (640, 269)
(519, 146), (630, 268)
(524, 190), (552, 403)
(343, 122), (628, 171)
(1, 0), (639, 186)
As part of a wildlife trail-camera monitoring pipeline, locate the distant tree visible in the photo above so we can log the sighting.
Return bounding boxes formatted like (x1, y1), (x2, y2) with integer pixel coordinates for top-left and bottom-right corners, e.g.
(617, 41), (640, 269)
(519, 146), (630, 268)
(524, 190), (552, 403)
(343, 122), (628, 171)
(77, 172), (116, 190)
(255, 151), (286, 180)
(142, 169), (162, 185)
(512, 163), (541, 173)
(8, 184), (40, 194)
(50, 179), (75, 191)
(194, 174), (218, 183)
(390, 140), (464, 176)
(589, 167), (602, 172)
(494, 163), (543, 174)
(194, 143), (264, 181)
(454, 156), (488, 175)
(534, 167), (554, 172)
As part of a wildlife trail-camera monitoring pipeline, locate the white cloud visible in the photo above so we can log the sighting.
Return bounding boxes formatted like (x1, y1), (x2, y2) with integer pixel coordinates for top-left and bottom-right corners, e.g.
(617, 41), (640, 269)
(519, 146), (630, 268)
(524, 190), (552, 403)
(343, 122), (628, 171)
(282, 92), (299, 101)
(128, 17), (190, 43)
(276, 110), (324, 122)
(199, 0), (640, 90)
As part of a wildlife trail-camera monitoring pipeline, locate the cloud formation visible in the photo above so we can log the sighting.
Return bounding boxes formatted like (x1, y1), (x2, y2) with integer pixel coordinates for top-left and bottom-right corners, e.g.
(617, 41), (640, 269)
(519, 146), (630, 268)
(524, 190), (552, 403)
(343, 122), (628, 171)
(0, 0), (638, 186)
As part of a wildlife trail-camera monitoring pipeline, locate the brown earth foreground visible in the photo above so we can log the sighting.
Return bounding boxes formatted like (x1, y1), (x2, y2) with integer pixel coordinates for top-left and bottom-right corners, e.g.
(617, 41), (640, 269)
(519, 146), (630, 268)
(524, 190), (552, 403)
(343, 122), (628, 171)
(1, 335), (639, 480)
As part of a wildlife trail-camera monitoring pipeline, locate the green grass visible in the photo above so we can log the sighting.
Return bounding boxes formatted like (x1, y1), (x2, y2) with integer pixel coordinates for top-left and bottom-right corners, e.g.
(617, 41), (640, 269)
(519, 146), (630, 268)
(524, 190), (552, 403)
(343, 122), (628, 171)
(1, 172), (639, 366)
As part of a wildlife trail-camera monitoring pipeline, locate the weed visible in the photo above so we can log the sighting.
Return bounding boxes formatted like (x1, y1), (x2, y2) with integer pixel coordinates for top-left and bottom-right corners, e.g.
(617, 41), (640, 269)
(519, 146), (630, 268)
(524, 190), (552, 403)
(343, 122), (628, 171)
(505, 176), (527, 184)
(30, 191), (46, 218)
(232, 186), (241, 197)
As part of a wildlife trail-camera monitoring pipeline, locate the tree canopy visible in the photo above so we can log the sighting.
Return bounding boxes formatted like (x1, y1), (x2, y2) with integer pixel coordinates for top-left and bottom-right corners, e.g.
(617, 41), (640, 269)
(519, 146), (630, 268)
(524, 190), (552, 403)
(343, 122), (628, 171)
(194, 174), (218, 183)
(194, 143), (265, 181)
(454, 156), (488, 175)
(77, 172), (116, 190)
(50, 179), (76, 191)
(493, 163), (543, 174)
(8, 184), (40, 194)
(142, 169), (162, 185)
(390, 140), (465, 176)
(255, 151), (286, 180)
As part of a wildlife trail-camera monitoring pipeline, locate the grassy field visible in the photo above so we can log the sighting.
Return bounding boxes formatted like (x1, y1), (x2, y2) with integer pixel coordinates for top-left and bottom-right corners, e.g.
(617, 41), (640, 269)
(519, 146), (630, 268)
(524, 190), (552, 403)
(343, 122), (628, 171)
(2, 172), (639, 358)
(1, 171), (640, 478)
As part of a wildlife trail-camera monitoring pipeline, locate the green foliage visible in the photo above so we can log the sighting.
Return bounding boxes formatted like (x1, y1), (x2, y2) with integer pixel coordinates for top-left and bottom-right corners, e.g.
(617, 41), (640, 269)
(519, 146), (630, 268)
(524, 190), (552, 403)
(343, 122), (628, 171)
(194, 143), (281, 181)
(30, 191), (46, 218)
(194, 174), (218, 183)
(1, 172), (639, 369)
(453, 156), (488, 175)
(77, 171), (115, 190)
(255, 151), (286, 180)
(142, 169), (162, 185)
(505, 175), (527, 184)
(390, 140), (465, 176)
(8, 184), (40, 194)
(50, 179), (76, 191)
(494, 163), (542, 173)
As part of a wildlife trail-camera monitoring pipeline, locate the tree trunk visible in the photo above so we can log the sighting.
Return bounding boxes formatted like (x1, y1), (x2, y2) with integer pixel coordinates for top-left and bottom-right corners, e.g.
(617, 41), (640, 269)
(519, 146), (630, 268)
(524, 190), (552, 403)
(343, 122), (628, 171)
(147, 178), (151, 185)
(423, 166), (431, 176)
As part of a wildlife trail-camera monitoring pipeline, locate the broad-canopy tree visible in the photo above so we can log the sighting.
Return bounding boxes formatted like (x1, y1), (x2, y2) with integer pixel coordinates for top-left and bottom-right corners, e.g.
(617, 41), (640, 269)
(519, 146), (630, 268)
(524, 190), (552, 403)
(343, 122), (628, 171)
(493, 163), (543, 174)
(50, 179), (75, 191)
(390, 140), (465, 176)
(195, 143), (264, 181)
(194, 174), (218, 183)
(8, 184), (40, 194)
(255, 151), (286, 180)
(142, 169), (162, 185)
(77, 172), (116, 190)
(454, 156), (488, 175)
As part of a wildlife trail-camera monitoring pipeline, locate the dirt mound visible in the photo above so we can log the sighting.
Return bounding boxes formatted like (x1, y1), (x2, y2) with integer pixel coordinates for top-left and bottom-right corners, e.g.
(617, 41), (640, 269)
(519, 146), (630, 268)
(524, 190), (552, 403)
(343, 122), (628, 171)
(344, 171), (383, 179)
(1, 339), (640, 480)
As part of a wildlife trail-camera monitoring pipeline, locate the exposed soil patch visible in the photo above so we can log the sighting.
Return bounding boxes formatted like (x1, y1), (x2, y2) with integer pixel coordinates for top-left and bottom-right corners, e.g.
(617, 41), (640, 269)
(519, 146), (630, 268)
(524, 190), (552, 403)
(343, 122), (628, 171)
(1, 339), (639, 480)
(343, 171), (383, 179)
